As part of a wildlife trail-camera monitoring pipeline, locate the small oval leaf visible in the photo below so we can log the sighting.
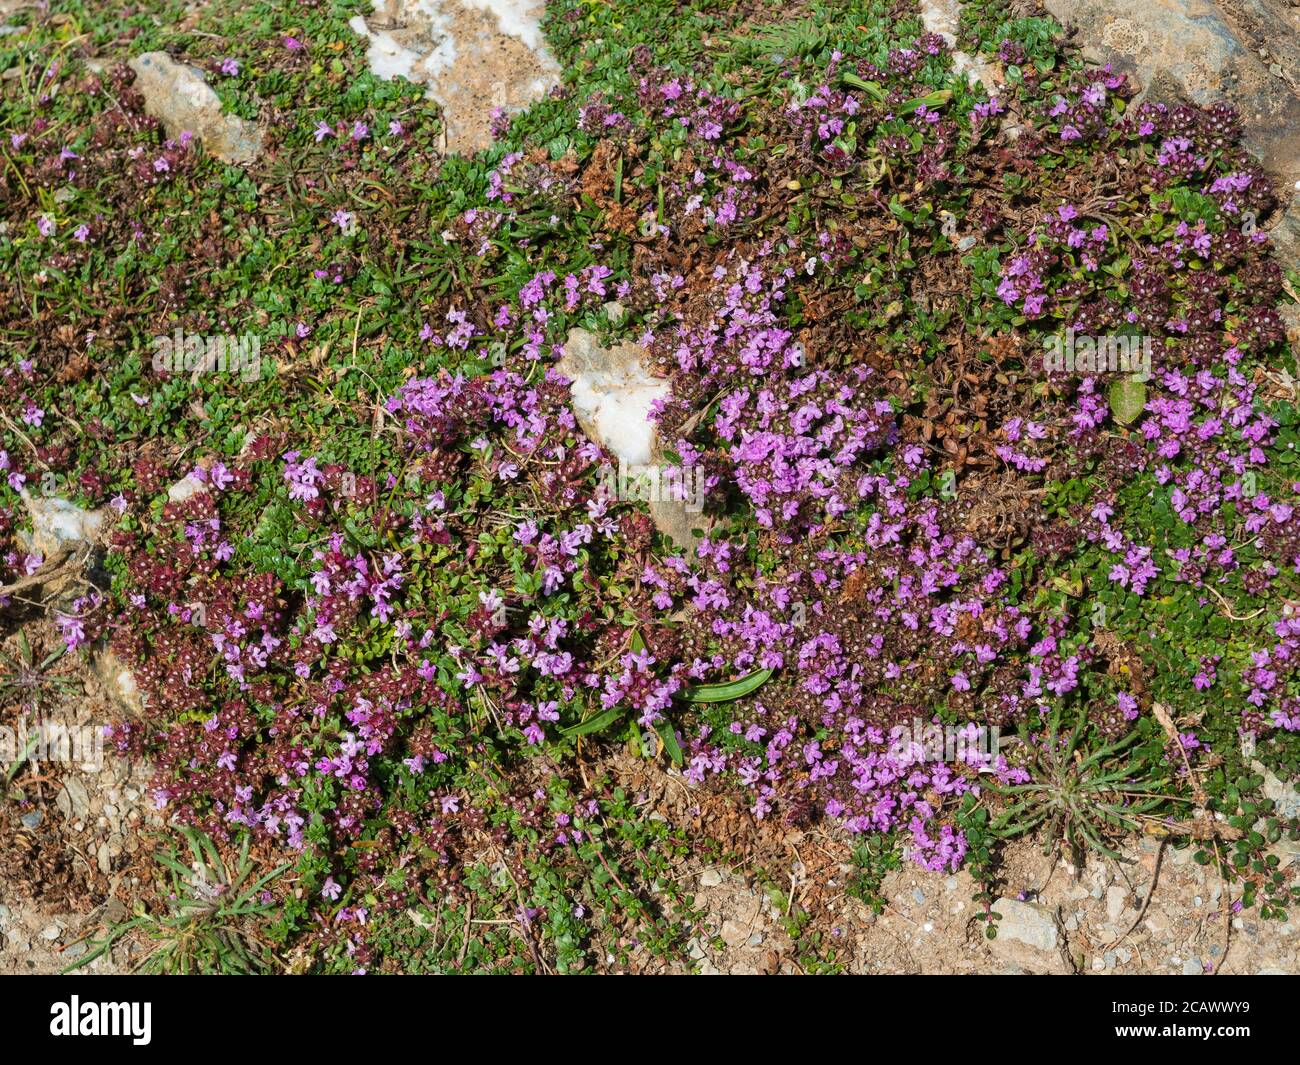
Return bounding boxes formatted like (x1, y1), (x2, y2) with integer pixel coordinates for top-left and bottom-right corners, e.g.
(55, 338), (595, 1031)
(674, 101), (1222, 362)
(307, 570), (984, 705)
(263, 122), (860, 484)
(1109, 377), (1147, 425)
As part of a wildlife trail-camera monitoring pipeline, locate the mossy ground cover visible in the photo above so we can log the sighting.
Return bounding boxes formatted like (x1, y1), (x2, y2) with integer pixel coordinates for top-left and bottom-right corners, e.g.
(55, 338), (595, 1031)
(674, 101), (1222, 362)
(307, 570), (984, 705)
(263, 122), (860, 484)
(0, 0), (1297, 972)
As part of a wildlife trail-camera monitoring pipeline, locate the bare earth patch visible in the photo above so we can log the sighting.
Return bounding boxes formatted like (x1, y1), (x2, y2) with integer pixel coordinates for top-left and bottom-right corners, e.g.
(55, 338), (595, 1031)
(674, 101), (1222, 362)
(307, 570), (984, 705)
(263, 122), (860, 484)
(0, 620), (158, 975)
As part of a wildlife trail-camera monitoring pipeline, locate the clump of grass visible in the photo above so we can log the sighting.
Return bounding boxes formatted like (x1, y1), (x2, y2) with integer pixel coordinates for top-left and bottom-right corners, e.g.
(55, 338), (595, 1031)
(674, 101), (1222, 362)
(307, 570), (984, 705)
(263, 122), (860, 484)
(68, 828), (289, 974)
(0, 630), (79, 715)
(987, 707), (1171, 861)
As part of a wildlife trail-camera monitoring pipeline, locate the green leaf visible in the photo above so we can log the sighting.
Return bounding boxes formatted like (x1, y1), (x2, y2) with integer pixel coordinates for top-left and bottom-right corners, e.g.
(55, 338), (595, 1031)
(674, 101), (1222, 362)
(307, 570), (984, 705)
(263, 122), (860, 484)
(841, 72), (885, 100)
(656, 720), (683, 766)
(561, 707), (625, 736)
(681, 668), (773, 704)
(896, 89), (952, 115)
(1109, 377), (1147, 425)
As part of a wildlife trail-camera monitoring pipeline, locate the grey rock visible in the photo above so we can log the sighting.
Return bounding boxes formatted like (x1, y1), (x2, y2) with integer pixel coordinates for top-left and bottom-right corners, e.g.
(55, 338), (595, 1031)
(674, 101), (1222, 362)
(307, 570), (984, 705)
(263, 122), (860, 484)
(1043, 0), (1300, 274)
(1182, 958), (1204, 975)
(40, 924), (61, 942)
(699, 867), (724, 888)
(988, 898), (1070, 974)
(1045, 0), (1240, 105)
(919, 0), (1002, 94)
(128, 52), (263, 166)
(1105, 885), (1128, 922)
(92, 647), (144, 717)
(3, 931), (32, 954)
(558, 329), (668, 468)
(558, 328), (703, 552)
(720, 919), (751, 948)
(167, 473), (207, 503)
(347, 0), (560, 156)
(61, 776), (90, 820)
(15, 490), (103, 559)
(20, 810), (42, 830)
(1266, 835), (1300, 869)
